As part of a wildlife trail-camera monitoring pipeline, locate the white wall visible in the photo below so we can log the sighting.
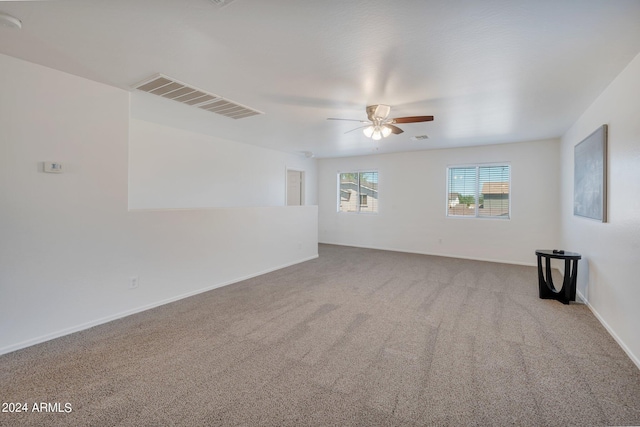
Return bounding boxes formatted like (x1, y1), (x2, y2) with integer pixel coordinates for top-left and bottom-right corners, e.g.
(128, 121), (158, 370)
(560, 52), (640, 366)
(0, 53), (318, 355)
(318, 139), (560, 265)
(129, 119), (317, 209)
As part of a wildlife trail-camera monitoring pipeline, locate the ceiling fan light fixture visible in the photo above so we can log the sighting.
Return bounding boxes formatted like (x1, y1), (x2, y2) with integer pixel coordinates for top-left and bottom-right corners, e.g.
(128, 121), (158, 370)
(363, 126), (374, 138)
(381, 126), (392, 138)
(372, 129), (382, 140)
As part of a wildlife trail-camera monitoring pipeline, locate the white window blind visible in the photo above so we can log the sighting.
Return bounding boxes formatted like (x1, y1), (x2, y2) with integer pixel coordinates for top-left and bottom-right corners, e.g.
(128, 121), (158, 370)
(447, 165), (510, 219)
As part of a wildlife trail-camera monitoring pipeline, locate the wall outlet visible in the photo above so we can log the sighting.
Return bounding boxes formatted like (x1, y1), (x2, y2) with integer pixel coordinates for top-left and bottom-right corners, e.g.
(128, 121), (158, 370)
(129, 276), (139, 289)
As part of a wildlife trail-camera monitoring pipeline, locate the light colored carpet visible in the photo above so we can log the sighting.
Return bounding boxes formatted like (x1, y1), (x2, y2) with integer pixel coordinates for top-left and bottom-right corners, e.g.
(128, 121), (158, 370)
(1, 244), (639, 426)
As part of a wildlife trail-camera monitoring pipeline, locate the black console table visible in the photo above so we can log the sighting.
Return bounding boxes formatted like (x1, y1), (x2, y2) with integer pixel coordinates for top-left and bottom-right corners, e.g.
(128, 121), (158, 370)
(535, 250), (582, 305)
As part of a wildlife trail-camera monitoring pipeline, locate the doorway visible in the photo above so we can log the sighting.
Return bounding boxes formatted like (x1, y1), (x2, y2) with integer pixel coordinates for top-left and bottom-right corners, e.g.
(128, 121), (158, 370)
(286, 169), (305, 206)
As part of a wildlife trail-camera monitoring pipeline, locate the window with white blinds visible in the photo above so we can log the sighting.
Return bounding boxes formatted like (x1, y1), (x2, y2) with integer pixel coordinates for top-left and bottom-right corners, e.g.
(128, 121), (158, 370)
(338, 171), (378, 213)
(447, 165), (510, 219)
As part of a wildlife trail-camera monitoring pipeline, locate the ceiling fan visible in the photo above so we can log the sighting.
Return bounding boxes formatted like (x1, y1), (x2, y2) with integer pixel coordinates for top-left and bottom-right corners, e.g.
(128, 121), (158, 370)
(327, 105), (434, 140)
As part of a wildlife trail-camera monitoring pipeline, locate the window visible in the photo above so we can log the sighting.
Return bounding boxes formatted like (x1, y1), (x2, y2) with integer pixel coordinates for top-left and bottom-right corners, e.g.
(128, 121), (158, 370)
(447, 165), (510, 218)
(338, 171), (378, 213)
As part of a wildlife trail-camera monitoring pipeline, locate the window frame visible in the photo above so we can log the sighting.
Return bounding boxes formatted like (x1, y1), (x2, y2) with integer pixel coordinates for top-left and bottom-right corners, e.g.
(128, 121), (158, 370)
(337, 170), (379, 214)
(446, 163), (511, 219)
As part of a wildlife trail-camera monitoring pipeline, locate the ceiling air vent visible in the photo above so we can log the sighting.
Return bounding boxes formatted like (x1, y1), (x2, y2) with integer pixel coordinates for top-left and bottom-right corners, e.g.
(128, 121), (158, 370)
(132, 74), (262, 120)
(209, 0), (236, 8)
(410, 135), (429, 141)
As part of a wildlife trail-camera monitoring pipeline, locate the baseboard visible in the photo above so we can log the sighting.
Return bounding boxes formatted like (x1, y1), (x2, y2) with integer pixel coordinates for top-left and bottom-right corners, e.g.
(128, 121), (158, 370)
(576, 290), (640, 370)
(0, 254), (319, 356)
(318, 241), (537, 267)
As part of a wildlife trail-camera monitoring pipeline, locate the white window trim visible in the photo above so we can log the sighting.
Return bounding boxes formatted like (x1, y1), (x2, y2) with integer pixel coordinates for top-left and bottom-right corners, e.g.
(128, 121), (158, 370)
(446, 163), (511, 220)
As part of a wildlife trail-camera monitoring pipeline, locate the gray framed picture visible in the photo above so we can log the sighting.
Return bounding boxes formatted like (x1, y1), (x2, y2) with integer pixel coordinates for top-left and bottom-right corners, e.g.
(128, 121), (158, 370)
(574, 124), (608, 222)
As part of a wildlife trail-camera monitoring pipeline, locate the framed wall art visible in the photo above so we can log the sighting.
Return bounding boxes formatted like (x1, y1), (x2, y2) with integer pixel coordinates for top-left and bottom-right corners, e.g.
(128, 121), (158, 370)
(574, 124), (608, 222)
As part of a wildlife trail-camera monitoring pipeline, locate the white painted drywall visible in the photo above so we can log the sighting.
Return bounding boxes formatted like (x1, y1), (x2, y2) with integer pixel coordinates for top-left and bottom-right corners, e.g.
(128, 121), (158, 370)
(0, 53), (318, 355)
(560, 52), (640, 366)
(318, 139), (560, 265)
(128, 119), (317, 209)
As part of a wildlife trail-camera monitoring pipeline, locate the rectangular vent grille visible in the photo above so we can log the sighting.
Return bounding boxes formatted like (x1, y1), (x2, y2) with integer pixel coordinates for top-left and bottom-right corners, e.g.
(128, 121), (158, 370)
(411, 135), (429, 141)
(209, 0), (236, 7)
(132, 74), (262, 120)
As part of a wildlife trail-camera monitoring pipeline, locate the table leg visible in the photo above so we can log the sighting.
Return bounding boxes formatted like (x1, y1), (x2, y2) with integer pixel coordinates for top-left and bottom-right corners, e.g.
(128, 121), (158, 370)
(546, 257), (555, 292)
(538, 255), (557, 300)
(570, 259), (578, 302)
(562, 259), (572, 304)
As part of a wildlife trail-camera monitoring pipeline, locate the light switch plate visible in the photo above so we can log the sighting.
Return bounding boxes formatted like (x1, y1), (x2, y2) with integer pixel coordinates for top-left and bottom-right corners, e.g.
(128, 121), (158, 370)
(43, 162), (63, 173)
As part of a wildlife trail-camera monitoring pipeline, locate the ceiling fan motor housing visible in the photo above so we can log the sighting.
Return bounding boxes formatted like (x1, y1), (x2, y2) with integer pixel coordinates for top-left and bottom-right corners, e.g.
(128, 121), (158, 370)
(367, 104), (391, 121)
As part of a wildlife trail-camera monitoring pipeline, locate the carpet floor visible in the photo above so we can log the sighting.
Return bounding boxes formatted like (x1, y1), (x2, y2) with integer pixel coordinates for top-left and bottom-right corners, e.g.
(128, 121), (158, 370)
(1, 244), (639, 426)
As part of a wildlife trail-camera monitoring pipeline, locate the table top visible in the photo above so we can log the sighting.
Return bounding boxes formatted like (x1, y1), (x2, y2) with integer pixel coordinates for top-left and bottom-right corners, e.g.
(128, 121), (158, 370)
(535, 249), (582, 260)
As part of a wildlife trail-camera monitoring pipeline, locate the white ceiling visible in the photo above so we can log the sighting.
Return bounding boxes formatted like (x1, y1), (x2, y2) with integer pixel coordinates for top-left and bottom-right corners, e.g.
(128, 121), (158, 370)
(1, 0), (639, 158)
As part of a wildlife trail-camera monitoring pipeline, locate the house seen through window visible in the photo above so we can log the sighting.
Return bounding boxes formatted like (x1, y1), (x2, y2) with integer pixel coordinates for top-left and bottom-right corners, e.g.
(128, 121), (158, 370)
(447, 165), (510, 218)
(339, 171), (378, 213)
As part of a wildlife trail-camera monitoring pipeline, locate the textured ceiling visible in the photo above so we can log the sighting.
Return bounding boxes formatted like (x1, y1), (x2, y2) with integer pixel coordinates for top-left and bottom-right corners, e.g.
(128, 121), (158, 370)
(1, 0), (639, 158)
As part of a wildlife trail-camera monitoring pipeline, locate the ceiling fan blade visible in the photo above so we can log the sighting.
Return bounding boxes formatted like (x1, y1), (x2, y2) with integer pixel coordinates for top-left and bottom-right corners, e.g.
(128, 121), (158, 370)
(386, 124), (404, 135)
(391, 116), (434, 124)
(327, 118), (370, 123)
